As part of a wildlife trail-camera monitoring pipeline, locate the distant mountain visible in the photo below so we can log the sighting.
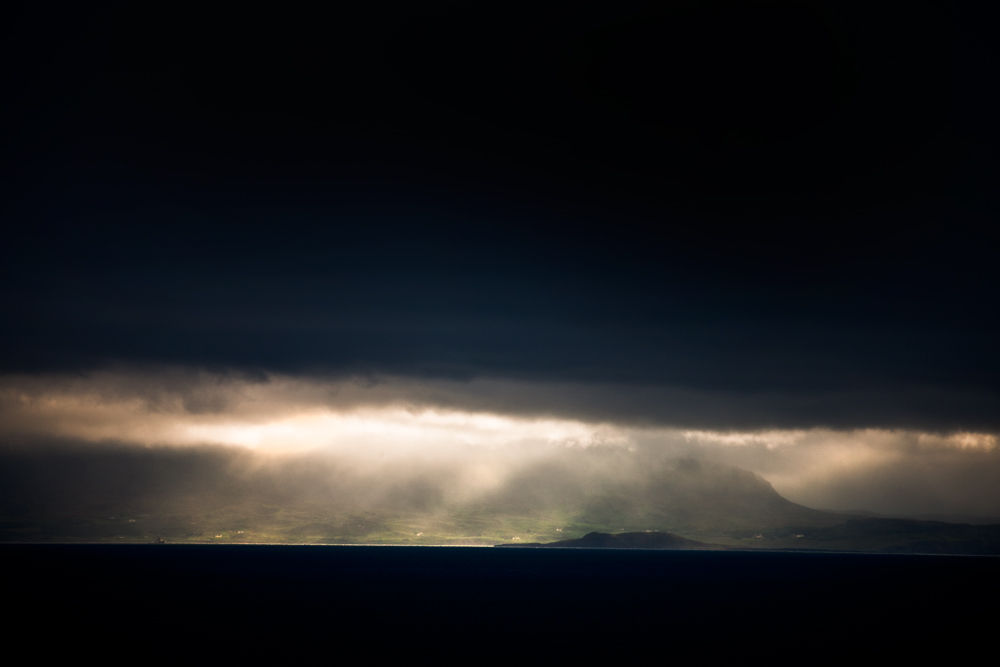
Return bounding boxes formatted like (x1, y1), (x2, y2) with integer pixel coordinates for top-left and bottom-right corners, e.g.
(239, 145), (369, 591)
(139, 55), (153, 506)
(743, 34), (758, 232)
(497, 531), (725, 550)
(548, 458), (846, 537)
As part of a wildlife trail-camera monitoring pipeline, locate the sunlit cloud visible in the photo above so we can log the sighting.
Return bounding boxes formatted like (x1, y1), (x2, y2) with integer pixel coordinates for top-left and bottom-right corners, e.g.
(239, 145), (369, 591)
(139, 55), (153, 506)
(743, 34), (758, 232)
(0, 372), (631, 456)
(918, 432), (997, 452)
(180, 408), (630, 454)
(681, 430), (807, 449)
(2, 370), (999, 516)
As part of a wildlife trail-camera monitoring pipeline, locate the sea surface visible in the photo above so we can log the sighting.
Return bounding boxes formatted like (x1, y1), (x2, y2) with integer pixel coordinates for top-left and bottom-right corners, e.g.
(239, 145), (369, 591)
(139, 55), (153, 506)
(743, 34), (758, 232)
(6, 544), (995, 658)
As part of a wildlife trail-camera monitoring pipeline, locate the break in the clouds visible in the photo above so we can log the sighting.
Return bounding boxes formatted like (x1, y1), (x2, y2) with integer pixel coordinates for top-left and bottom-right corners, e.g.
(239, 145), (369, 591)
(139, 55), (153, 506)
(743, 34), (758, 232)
(2, 370), (998, 517)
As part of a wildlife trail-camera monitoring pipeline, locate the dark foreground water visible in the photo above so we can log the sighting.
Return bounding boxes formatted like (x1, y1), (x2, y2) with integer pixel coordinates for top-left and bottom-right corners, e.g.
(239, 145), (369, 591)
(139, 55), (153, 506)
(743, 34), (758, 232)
(5, 545), (996, 658)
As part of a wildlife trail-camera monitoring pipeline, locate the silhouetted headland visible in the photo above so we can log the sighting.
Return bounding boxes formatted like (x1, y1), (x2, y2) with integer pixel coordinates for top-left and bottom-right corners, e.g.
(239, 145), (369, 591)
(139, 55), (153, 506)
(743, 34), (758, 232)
(496, 531), (726, 549)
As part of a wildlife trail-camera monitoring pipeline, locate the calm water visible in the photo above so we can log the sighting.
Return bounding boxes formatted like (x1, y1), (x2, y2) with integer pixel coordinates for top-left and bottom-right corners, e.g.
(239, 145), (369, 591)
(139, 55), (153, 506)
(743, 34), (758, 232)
(6, 545), (995, 657)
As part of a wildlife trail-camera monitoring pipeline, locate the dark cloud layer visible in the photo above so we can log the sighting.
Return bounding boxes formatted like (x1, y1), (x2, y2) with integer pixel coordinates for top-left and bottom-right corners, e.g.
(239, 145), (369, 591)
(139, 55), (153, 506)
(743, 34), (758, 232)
(3, 2), (998, 431)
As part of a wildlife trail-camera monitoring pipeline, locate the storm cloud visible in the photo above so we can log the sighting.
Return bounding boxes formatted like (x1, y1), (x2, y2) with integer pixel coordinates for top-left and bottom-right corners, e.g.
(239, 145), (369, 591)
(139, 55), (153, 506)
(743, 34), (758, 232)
(2, 2), (999, 521)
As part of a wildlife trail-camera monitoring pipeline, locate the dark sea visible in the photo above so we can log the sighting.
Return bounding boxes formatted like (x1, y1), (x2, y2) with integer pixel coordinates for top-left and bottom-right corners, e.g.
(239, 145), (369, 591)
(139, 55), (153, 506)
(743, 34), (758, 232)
(6, 545), (995, 658)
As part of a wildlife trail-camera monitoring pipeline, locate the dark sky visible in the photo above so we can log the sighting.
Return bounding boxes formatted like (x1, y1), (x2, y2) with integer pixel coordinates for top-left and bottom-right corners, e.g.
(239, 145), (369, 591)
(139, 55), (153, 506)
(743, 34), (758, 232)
(3, 1), (999, 431)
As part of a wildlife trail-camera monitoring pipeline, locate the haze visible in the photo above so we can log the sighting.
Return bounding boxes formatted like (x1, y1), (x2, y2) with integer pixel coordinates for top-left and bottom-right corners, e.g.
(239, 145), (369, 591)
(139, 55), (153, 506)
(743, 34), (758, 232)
(2, 370), (997, 519)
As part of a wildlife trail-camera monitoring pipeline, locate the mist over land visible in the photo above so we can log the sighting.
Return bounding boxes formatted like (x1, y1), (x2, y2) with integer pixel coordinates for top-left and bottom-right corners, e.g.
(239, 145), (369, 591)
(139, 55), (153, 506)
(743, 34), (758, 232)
(2, 2), (999, 554)
(0, 437), (883, 546)
(3, 370), (1000, 527)
(4, 418), (999, 553)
